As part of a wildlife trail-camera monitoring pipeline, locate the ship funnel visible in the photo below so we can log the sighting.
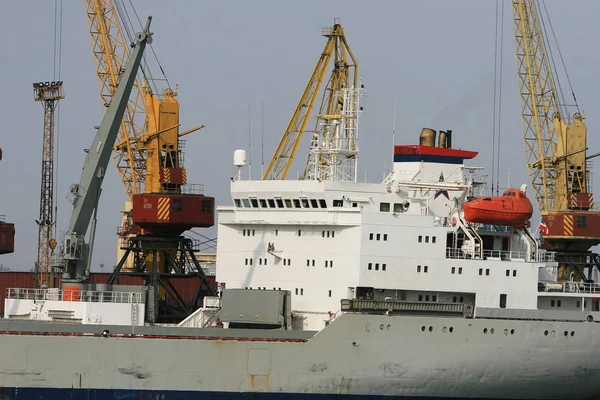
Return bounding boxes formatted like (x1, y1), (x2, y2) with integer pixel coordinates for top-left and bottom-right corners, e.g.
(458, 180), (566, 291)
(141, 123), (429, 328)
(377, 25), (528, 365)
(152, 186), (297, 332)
(439, 130), (452, 148)
(419, 128), (436, 147)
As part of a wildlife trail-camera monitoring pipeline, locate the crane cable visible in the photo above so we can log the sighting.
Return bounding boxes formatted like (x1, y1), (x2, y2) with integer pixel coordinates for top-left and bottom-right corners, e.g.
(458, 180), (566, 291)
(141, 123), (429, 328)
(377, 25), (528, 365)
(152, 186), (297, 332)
(114, 0), (173, 96)
(53, 0), (64, 240)
(538, 0), (580, 117)
(491, 0), (505, 196)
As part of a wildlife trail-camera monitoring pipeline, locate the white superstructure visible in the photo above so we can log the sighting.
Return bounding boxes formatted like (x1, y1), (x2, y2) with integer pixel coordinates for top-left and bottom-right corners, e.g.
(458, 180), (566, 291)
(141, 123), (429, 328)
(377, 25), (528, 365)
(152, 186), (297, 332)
(216, 131), (595, 332)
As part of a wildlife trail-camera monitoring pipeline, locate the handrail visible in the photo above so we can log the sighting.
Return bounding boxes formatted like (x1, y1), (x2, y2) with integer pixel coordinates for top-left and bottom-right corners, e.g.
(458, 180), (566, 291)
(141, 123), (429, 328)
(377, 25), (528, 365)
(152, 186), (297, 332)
(446, 247), (555, 262)
(6, 288), (145, 304)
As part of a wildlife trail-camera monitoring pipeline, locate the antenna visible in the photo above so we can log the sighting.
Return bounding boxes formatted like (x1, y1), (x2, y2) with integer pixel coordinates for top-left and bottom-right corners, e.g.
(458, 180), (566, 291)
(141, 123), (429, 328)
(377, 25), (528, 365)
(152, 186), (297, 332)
(392, 92), (397, 147)
(261, 100), (265, 178)
(248, 101), (252, 179)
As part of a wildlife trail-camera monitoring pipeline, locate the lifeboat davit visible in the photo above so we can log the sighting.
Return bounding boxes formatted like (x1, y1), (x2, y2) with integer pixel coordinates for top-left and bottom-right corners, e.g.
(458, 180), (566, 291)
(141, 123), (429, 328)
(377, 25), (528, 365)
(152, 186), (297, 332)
(462, 189), (533, 227)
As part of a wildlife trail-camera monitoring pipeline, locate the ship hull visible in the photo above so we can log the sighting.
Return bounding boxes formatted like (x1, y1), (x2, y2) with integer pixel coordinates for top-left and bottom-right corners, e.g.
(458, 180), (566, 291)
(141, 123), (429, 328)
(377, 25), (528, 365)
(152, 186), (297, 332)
(1, 313), (599, 399)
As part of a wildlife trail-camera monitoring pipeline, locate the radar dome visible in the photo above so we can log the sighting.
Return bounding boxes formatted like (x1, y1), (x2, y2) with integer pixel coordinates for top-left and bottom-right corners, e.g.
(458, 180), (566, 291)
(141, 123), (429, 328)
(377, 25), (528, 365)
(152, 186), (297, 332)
(233, 149), (247, 167)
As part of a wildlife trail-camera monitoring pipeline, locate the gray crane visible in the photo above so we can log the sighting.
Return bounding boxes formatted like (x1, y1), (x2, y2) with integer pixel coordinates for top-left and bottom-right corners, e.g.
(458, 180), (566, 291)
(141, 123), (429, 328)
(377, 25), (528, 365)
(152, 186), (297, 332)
(59, 17), (153, 285)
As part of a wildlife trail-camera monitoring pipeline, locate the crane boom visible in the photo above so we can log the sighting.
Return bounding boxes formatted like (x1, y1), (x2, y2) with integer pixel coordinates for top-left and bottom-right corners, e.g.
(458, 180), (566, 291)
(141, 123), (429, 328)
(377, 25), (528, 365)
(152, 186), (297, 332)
(62, 17), (152, 282)
(512, 0), (590, 215)
(512, 0), (600, 261)
(85, 0), (146, 199)
(263, 23), (346, 180)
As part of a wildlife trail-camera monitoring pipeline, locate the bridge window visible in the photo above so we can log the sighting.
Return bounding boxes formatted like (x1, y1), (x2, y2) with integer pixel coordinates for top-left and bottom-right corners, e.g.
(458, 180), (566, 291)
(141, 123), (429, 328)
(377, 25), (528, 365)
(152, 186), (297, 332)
(242, 199), (250, 208)
(284, 199), (292, 208)
(577, 216), (587, 228)
(259, 199), (267, 208)
(393, 203), (402, 213)
(293, 199), (301, 208)
(301, 199), (309, 208)
(268, 199), (276, 208)
(380, 202), (390, 212)
(310, 199), (318, 208)
(333, 199), (344, 207)
(276, 199), (284, 208)
(234, 199), (241, 207)
(319, 199), (327, 208)
(201, 200), (211, 212)
(250, 198), (259, 208)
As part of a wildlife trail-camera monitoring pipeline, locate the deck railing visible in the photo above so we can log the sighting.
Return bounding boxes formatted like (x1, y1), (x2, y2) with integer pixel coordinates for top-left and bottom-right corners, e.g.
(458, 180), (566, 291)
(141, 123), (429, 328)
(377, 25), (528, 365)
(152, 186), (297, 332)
(539, 281), (600, 294)
(446, 248), (555, 263)
(6, 288), (145, 304)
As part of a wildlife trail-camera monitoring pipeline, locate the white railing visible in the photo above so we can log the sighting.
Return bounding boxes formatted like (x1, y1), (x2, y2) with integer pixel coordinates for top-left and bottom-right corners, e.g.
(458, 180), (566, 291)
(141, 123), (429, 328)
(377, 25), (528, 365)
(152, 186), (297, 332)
(446, 248), (556, 263)
(539, 281), (600, 294)
(6, 288), (145, 304)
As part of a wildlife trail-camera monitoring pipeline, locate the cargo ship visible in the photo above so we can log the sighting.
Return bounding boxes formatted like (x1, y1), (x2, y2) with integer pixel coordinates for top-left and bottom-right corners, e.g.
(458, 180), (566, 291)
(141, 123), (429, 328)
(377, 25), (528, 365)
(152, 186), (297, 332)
(2, 127), (600, 399)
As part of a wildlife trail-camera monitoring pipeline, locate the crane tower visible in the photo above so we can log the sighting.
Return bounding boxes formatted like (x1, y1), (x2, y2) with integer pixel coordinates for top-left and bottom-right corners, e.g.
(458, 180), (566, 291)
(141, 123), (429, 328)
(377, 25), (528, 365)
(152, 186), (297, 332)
(33, 81), (64, 288)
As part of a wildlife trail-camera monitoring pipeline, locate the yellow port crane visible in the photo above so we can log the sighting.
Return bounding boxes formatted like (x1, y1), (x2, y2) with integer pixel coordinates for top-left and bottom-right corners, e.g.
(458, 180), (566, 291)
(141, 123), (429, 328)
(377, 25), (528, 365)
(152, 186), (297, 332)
(263, 18), (357, 180)
(512, 0), (600, 276)
(85, 0), (146, 199)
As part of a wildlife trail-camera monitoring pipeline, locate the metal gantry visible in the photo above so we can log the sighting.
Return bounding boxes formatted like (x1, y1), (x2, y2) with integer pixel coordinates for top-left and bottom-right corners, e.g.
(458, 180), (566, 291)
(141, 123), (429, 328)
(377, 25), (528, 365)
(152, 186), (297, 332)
(264, 19), (358, 181)
(33, 81), (64, 288)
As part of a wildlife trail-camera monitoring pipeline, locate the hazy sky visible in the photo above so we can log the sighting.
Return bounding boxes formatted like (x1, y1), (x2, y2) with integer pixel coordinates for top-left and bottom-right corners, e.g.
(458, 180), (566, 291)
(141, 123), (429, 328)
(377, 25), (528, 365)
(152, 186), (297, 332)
(1, 1), (599, 271)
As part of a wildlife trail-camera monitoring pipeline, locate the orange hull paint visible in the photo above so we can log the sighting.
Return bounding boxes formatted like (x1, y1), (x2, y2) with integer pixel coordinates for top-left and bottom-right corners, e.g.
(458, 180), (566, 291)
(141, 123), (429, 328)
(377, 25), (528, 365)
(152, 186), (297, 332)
(463, 189), (533, 227)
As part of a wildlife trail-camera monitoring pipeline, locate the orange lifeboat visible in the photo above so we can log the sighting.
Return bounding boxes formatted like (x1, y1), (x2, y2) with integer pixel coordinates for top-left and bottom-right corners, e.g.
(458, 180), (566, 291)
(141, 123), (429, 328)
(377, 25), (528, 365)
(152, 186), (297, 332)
(462, 189), (533, 228)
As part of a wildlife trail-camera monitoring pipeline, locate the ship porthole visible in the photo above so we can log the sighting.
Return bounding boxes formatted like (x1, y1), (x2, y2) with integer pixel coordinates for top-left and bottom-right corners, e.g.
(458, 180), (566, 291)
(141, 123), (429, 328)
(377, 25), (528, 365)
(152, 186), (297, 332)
(449, 327), (454, 333)
(551, 330), (556, 337)
(386, 324), (392, 331)
(490, 328), (495, 335)
(428, 326), (433, 332)
(483, 328), (488, 334)
(587, 315), (594, 322)
(544, 330), (549, 336)
(505, 329), (509, 336)
(510, 329), (515, 335)
(442, 327), (447, 333)
(421, 326), (426, 332)
(564, 331), (569, 337)
(571, 331), (575, 337)
(380, 324), (384, 331)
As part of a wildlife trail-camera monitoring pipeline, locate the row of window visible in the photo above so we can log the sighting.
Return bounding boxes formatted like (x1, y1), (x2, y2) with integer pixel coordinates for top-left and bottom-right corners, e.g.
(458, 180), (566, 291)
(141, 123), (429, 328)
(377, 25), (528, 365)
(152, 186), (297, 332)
(505, 269), (517, 277)
(243, 287), (332, 298)
(282, 258), (292, 266)
(418, 235), (436, 243)
(367, 262), (387, 271)
(369, 233), (388, 241)
(379, 202), (410, 213)
(243, 228), (337, 238)
(235, 198), (328, 209)
(417, 265), (429, 273)
(451, 267), (463, 275)
(418, 294), (437, 302)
